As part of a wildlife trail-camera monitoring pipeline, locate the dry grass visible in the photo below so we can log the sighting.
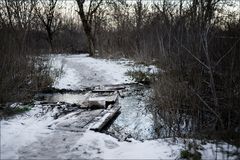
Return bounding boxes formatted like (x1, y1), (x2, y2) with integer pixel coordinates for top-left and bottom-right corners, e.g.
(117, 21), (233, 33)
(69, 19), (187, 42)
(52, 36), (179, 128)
(0, 54), (53, 103)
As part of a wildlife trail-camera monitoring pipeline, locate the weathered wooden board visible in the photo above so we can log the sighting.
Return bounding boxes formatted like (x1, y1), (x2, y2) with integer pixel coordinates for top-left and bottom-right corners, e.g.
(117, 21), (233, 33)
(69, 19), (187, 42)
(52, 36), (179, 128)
(103, 85), (126, 91)
(92, 84), (126, 92)
(55, 109), (104, 132)
(85, 92), (119, 109)
(53, 84), (124, 132)
(90, 106), (121, 131)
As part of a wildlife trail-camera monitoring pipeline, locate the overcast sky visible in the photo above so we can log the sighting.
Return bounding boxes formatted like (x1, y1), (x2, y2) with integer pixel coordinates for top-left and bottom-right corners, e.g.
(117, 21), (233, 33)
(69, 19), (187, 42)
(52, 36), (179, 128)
(58, 0), (240, 18)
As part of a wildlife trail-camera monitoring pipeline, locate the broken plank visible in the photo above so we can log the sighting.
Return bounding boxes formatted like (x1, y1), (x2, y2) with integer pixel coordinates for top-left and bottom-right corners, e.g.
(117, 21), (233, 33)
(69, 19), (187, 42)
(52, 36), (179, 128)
(87, 93), (119, 109)
(90, 106), (121, 131)
(92, 90), (116, 93)
(103, 85), (126, 91)
(54, 109), (104, 131)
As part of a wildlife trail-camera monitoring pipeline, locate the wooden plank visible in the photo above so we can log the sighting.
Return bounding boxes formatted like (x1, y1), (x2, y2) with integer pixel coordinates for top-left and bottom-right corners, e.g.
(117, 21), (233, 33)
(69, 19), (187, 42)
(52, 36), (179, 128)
(105, 84), (125, 90)
(107, 104), (114, 109)
(92, 90), (116, 93)
(87, 93), (119, 109)
(90, 106), (121, 131)
(106, 93), (118, 103)
(88, 96), (106, 108)
(80, 91), (92, 108)
(54, 109), (104, 132)
(93, 84), (126, 93)
(103, 85), (126, 91)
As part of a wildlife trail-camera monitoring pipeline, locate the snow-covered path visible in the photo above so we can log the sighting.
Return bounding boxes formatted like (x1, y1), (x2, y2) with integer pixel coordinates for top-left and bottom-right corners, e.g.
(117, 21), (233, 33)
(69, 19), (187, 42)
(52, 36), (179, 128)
(1, 54), (238, 159)
(52, 54), (134, 90)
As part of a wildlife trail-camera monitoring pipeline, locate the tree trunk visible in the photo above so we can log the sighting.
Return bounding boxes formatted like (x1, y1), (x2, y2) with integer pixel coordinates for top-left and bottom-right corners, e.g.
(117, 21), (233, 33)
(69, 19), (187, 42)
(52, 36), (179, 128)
(47, 28), (53, 51)
(87, 34), (95, 56)
(82, 23), (95, 56)
(76, 0), (95, 56)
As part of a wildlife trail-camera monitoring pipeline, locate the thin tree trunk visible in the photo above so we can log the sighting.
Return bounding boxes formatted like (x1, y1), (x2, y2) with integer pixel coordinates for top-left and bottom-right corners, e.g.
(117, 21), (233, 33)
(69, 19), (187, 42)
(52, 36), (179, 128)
(202, 31), (223, 129)
(76, 0), (103, 56)
(87, 34), (95, 56)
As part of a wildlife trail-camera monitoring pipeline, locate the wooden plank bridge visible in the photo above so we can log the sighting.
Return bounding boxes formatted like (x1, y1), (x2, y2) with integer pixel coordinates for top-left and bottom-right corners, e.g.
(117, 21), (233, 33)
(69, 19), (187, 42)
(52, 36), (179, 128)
(46, 84), (128, 133)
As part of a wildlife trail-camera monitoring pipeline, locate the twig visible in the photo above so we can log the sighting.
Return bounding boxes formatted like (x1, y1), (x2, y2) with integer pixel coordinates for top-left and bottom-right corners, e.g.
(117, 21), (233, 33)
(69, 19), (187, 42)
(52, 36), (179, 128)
(189, 87), (224, 128)
(173, 37), (210, 70)
(215, 38), (240, 68)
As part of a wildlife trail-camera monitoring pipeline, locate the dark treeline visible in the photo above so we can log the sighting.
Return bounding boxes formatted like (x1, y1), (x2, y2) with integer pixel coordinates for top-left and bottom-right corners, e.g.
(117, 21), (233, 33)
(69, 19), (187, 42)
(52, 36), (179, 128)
(1, 0), (240, 144)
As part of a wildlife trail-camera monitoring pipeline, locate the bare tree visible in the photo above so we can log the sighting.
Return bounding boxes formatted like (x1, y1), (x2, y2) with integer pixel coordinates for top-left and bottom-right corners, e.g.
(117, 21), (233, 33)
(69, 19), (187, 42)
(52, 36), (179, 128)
(134, 0), (143, 53)
(36, 0), (61, 50)
(3, 0), (37, 28)
(0, 0), (54, 103)
(2, 0), (37, 52)
(75, 0), (103, 56)
(179, 0), (183, 16)
(0, 1), (5, 27)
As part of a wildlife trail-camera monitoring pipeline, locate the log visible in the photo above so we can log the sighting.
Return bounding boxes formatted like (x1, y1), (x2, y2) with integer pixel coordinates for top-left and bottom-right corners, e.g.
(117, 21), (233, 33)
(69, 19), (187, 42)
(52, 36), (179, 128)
(90, 106), (121, 131)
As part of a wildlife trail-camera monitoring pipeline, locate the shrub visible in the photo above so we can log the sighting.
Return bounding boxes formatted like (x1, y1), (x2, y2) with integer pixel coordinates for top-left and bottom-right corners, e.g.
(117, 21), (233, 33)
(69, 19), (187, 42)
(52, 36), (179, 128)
(180, 150), (201, 160)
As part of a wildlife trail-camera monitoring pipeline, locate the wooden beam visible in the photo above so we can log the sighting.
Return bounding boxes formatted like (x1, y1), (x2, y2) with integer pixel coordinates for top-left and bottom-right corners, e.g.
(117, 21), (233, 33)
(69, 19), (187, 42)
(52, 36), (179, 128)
(90, 106), (121, 131)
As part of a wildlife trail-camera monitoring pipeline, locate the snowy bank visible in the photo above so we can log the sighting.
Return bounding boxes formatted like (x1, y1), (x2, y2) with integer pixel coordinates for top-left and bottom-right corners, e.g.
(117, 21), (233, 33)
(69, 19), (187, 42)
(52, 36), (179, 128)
(70, 130), (238, 159)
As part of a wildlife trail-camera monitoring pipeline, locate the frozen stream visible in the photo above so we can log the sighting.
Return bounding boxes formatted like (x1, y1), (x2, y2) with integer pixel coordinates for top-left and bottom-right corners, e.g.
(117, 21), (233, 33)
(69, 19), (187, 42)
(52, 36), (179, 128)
(50, 54), (157, 140)
(1, 54), (238, 159)
(39, 85), (156, 141)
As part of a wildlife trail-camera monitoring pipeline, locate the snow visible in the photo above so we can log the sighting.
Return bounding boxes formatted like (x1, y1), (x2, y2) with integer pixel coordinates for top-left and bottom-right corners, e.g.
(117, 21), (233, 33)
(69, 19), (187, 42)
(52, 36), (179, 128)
(50, 54), (134, 90)
(44, 93), (89, 104)
(1, 54), (238, 159)
(0, 106), (54, 159)
(129, 64), (161, 75)
(71, 130), (239, 160)
(69, 130), (181, 159)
